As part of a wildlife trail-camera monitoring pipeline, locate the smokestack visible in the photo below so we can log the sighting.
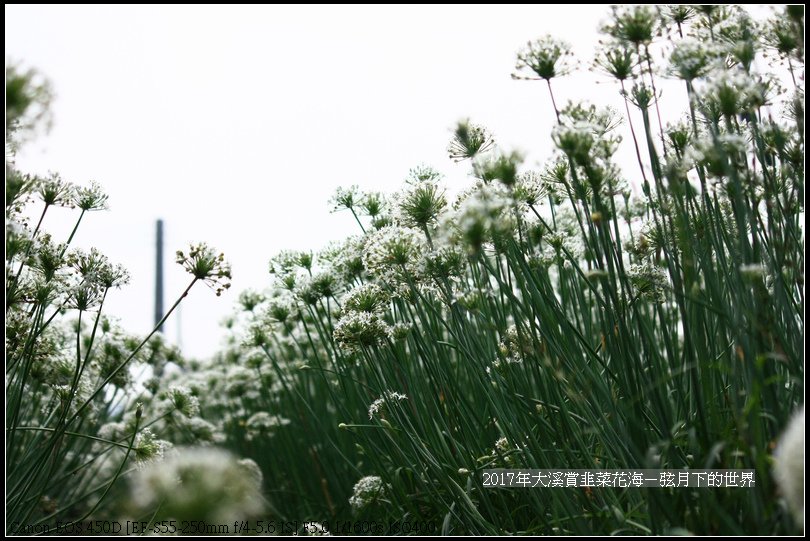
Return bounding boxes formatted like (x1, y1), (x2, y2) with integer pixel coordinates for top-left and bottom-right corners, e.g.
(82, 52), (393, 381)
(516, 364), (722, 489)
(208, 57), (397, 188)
(155, 219), (164, 331)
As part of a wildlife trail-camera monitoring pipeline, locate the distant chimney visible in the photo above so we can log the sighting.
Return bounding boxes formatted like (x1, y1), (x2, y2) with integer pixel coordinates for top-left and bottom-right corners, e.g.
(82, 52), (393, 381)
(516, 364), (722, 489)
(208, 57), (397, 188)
(155, 219), (164, 331)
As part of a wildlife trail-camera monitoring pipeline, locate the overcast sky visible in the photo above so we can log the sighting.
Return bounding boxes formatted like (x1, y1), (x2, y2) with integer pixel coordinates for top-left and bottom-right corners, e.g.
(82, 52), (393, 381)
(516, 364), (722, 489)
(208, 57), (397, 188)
(5, 5), (773, 358)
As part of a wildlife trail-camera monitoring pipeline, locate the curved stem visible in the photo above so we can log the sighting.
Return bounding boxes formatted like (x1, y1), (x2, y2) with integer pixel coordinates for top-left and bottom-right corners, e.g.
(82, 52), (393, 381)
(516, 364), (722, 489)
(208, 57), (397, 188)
(31, 203), (50, 239)
(546, 80), (561, 123)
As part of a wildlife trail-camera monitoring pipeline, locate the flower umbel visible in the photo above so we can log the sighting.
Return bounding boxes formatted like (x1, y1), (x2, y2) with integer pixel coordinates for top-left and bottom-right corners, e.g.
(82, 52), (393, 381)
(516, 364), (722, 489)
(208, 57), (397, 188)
(37, 172), (74, 207)
(166, 385), (200, 417)
(368, 391), (408, 420)
(513, 36), (575, 81)
(176, 243), (232, 296)
(349, 475), (386, 512)
(603, 5), (658, 47)
(447, 120), (495, 162)
(329, 185), (361, 212)
(73, 181), (109, 211)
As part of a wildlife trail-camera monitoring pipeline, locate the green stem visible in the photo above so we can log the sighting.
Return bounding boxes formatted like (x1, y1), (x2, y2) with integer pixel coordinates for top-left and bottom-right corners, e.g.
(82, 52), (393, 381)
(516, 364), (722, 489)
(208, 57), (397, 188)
(59, 208), (86, 257)
(65, 278), (197, 428)
(546, 79), (561, 123)
(51, 412), (141, 528)
(644, 45), (667, 157)
(350, 208), (367, 234)
(620, 79), (649, 184)
(8, 427), (135, 450)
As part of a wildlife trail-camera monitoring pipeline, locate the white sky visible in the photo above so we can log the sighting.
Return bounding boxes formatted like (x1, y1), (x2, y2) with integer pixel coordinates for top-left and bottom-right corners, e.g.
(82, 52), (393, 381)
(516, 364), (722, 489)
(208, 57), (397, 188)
(5, 5), (776, 359)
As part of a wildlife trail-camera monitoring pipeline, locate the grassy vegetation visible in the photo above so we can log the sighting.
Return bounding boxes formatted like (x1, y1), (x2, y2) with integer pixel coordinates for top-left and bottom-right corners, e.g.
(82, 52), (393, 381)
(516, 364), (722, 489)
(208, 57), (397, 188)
(187, 5), (804, 535)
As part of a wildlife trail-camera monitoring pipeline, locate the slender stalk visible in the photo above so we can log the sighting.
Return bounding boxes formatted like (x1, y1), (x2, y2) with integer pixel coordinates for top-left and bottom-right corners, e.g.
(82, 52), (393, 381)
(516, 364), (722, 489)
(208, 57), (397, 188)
(59, 208), (86, 257)
(546, 79), (561, 123)
(643, 44), (668, 157)
(66, 278), (198, 427)
(350, 207), (367, 234)
(620, 79), (649, 184)
(49, 412), (141, 529)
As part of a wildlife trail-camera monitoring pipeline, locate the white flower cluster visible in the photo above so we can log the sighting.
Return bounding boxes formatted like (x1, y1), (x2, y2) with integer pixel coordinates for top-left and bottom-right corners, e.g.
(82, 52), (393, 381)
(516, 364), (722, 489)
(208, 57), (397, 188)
(264, 293), (299, 325)
(627, 262), (670, 303)
(167, 385), (200, 418)
(245, 412), (291, 441)
(491, 436), (523, 467)
(392, 179), (448, 229)
(333, 311), (391, 353)
(447, 120), (496, 162)
(497, 325), (532, 365)
(340, 283), (389, 314)
(134, 428), (172, 465)
(329, 185), (361, 212)
(513, 36), (575, 81)
(175, 242), (232, 297)
(368, 390), (408, 420)
(97, 421), (126, 442)
(693, 69), (776, 117)
(488, 325), (539, 379)
(512, 170), (549, 208)
(50, 378), (96, 418)
(237, 457), (264, 486)
(668, 38), (726, 81)
(445, 184), (516, 254)
(538, 207), (585, 268)
(362, 225), (426, 283)
(682, 133), (748, 179)
(552, 121), (599, 166)
(183, 416), (225, 444)
(349, 475), (385, 511)
(130, 447), (265, 522)
(420, 245), (466, 283)
(224, 365), (261, 400)
(319, 236), (366, 284)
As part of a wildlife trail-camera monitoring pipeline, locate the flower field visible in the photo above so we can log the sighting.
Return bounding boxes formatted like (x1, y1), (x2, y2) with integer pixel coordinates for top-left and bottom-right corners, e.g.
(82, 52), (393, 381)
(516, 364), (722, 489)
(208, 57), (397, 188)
(6, 5), (804, 536)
